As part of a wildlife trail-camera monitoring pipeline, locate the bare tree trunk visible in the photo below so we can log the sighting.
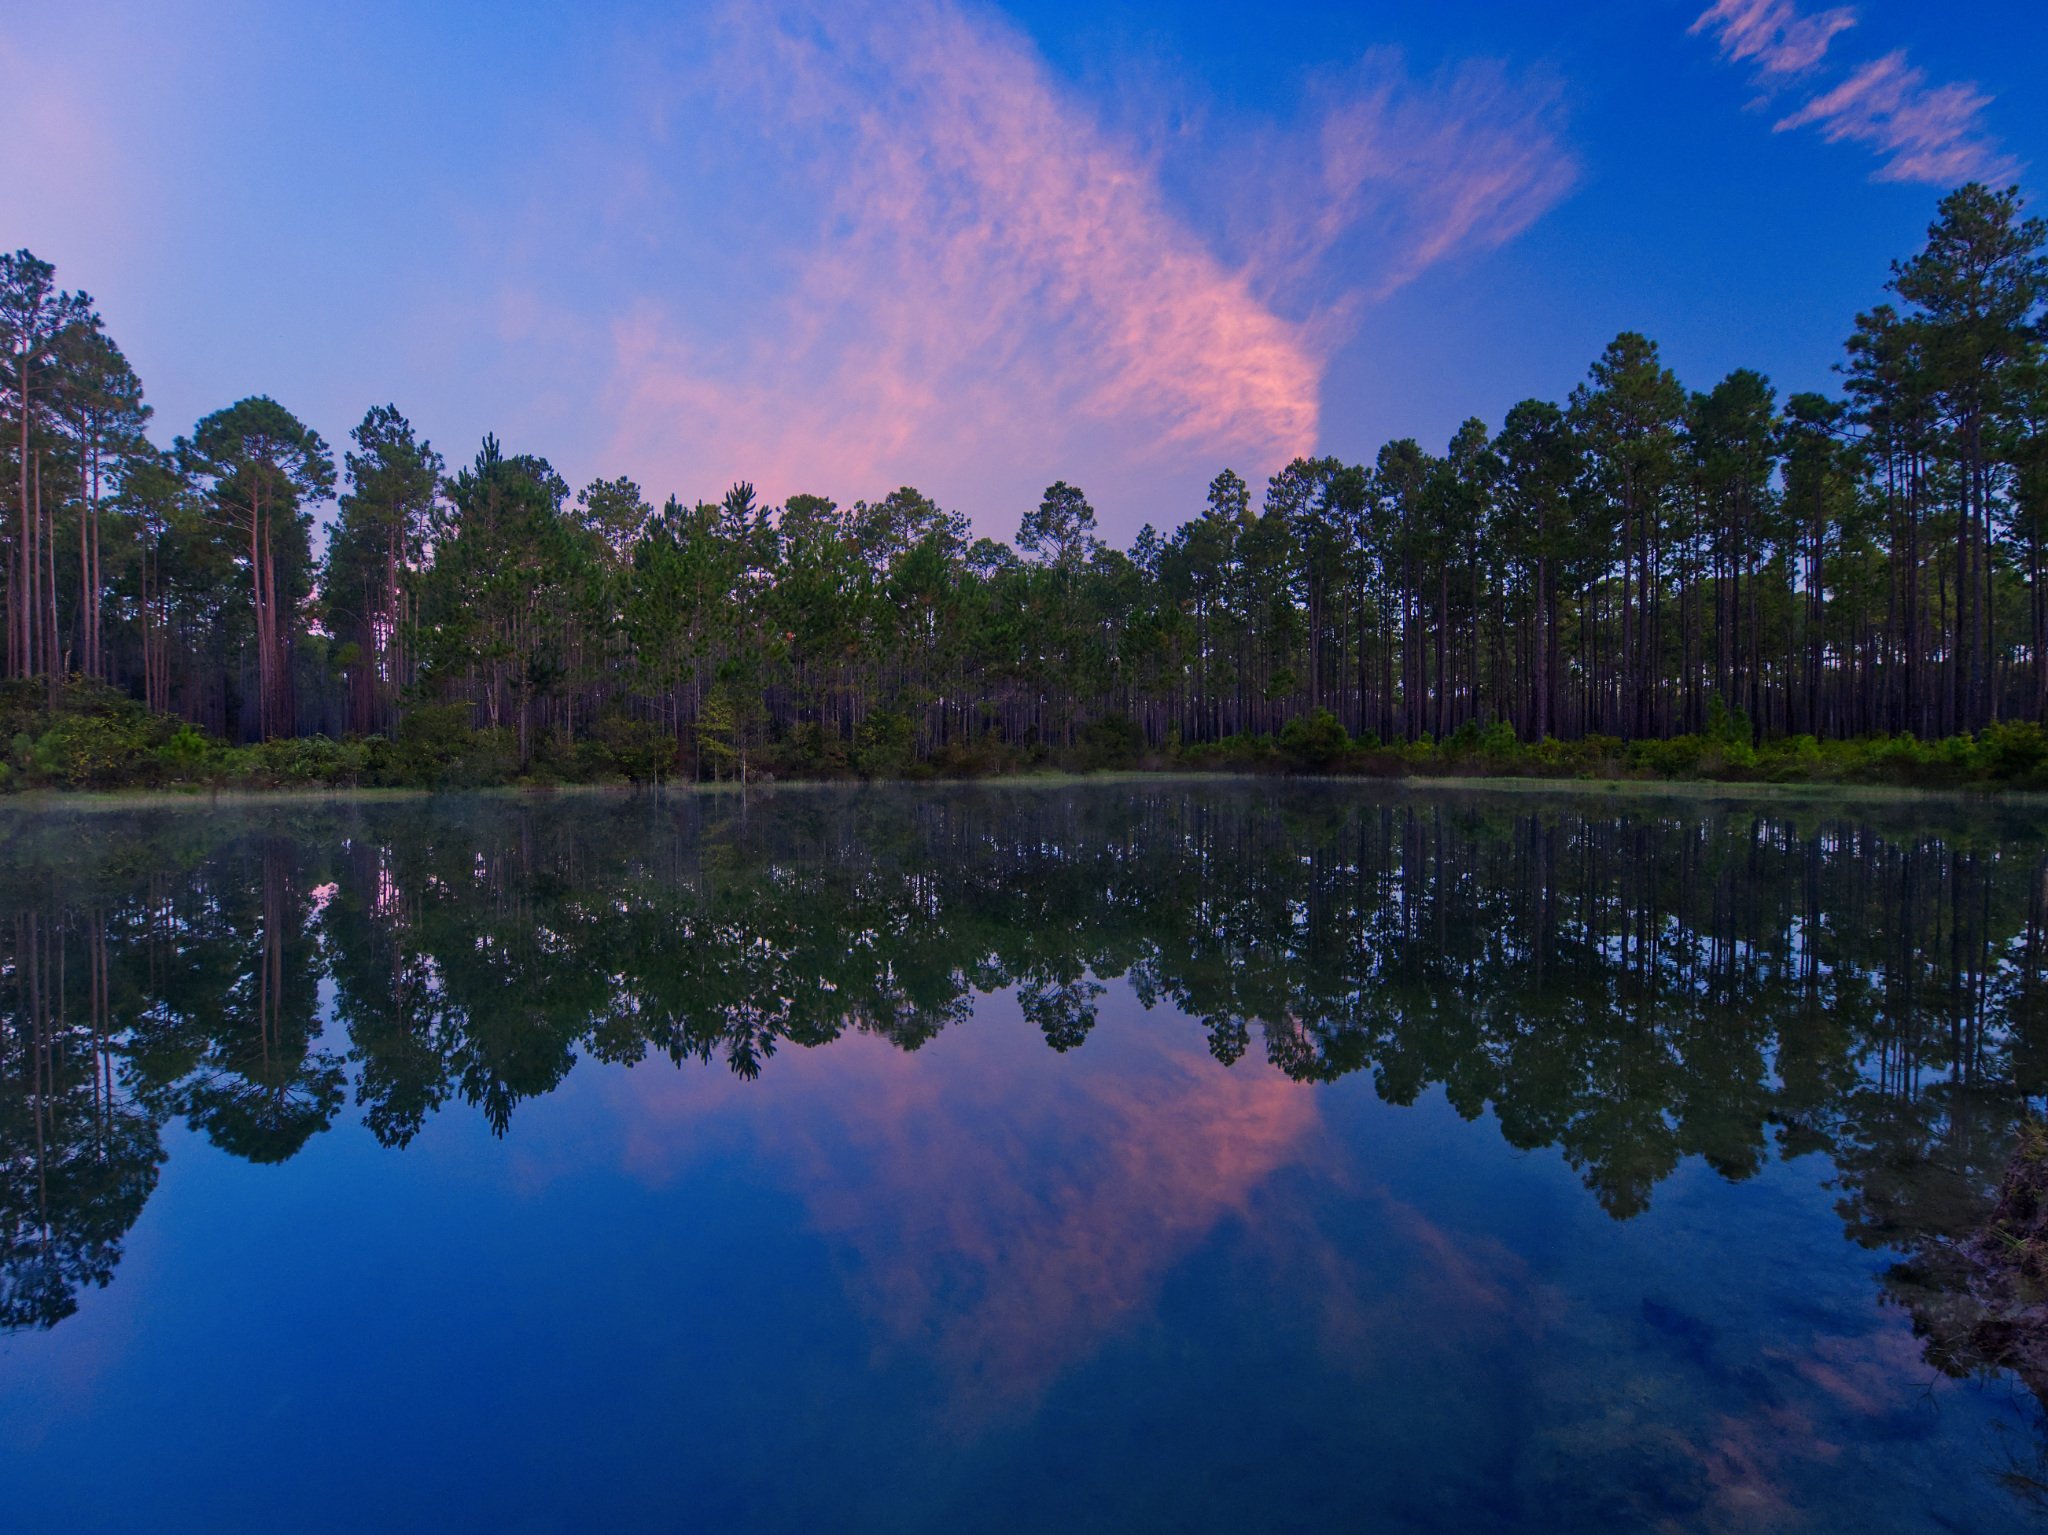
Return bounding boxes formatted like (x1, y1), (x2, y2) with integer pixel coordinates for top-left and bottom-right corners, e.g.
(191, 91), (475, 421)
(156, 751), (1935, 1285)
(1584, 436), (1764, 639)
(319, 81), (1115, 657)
(13, 353), (29, 679)
(39, 455), (57, 704)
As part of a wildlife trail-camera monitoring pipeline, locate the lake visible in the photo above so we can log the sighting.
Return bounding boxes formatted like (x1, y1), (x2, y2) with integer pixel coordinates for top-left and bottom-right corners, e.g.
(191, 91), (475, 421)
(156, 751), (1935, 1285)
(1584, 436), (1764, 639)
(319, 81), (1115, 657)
(2, 781), (2046, 1532)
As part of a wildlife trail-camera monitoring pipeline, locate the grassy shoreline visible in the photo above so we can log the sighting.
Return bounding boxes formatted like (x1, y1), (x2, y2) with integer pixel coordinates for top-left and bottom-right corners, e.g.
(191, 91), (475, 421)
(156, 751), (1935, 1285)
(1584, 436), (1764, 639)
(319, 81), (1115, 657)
(6, 766), (2048, 814)
(14, 681), (2048, 806)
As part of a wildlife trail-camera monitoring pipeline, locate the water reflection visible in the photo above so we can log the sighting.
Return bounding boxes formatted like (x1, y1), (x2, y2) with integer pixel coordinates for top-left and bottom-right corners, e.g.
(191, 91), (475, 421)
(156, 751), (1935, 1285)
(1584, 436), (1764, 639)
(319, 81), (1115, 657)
(601, 1016), (1323, 1418)
(2, 784), (2046, 1409)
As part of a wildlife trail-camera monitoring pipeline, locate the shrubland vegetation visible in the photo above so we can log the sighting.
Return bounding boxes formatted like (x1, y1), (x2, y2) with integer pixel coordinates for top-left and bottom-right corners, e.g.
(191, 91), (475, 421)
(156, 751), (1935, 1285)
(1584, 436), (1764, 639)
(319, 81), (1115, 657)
(9, 676), (2048, 792)
(4, 183), (2048, 791)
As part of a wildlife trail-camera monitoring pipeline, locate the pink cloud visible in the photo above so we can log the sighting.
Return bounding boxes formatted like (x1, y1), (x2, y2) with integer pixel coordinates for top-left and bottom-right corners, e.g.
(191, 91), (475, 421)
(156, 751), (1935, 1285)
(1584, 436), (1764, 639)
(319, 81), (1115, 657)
(1310, 53), (1578, 301)
(1774, 51), (2020, 185)
(596, 1), (1575, 527)
(1690, 0), (1857, 78)
(1689, 3), (2017, 188)
(603, 0), (1317, 519)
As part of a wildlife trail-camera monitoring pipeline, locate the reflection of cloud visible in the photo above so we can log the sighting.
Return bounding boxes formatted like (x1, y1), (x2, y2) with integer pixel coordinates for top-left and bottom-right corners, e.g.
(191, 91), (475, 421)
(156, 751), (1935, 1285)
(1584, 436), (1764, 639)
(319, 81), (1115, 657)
(608, 998), (1320, 1415)
(599, 1), (1575, 524)
(1677, 1325), (1934, 1529)
(1778, 1324), (1928, 1420)
(1281, 1178), (1535, 1374)
(1774, 52), (2019, 186)
(1696, 1405), (1809, 1526)
(1690, 0), (1857, 78)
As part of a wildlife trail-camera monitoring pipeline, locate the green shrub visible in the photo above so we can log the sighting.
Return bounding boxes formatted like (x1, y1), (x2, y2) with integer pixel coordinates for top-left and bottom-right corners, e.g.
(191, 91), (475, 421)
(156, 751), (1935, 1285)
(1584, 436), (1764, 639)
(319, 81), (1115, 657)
(593, 711), (678, 783)
(1280, 708), (1351, 769)
(1630, 735), (1704, 779)
(396, 702), (476, 775)
(1570, 736), (1627, 777)
(1977, 720), (2048, 782)
(236, 736), (353, 787)
(158, 724), (215, 779)
(1177, 730), (1279, 768)
(12, 666), (2048, 796)
(929, 734), (1015, 777)
(853, 711), (917, 778)
(393, 703), (517, 786)
(1760, 734), (1825, 782)
(1078, 713), (1143, 770)
(768, 721), (852, 779)
(35, 714), (149, 787)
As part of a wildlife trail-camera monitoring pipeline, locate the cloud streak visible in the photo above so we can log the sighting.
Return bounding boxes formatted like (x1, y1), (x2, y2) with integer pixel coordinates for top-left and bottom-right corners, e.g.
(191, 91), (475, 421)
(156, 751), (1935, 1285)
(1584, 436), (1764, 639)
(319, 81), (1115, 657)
(1691, 1), (2017, 187)
(1690, 0), (1856, 78)
(604, 0), (1315, 518)
(1313, 54), (1579, 300)
(1774, 51), (2020, 186)
(598, 0), (1575, 527)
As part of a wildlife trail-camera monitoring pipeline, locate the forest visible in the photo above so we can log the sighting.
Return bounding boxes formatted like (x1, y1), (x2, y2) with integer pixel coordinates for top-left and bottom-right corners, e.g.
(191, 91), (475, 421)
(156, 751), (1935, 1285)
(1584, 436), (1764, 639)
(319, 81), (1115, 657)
(3, 181), (2047, 789)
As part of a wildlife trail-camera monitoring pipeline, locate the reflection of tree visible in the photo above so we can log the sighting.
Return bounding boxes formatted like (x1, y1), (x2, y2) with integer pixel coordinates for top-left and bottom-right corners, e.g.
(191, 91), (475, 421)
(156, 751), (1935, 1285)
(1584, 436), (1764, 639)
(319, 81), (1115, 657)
(1019, 976), (1104, 1052)
(0, 913), (164, 1329)
(134, 838), (342, 1164)
(6, 786), (2048, 1341)
(1805, 852), (2048, 1418)
(320, 836), (457, 1147)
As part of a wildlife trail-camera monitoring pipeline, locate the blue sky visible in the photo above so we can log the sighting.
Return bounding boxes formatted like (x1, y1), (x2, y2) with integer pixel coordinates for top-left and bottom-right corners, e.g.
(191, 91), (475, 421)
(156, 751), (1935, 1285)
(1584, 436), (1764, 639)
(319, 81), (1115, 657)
(7, 0), (2044, 542)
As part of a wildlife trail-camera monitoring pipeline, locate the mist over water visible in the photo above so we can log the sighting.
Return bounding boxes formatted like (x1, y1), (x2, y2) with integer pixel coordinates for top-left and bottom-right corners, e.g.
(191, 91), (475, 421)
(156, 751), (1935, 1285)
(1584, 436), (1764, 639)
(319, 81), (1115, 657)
(3, 782), (2047, 1531)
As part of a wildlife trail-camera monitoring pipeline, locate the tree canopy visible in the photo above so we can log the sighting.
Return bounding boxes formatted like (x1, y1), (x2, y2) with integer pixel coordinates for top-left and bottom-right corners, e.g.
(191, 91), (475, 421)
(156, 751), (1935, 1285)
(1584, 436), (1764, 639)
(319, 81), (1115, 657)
(2, 184), (2046, 770)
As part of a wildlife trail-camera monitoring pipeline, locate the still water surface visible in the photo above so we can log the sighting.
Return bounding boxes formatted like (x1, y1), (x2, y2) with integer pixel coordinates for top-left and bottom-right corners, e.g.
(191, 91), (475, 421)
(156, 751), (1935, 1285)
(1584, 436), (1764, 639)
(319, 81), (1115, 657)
(3, 783), (2047, 1531)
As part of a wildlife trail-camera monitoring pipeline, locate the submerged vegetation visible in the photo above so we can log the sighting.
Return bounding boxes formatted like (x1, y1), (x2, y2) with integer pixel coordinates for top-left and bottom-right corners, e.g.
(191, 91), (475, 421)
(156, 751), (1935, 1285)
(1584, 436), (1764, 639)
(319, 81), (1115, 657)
(4, 184), (2048, 787)
(1907, 1121), (2048, 1412)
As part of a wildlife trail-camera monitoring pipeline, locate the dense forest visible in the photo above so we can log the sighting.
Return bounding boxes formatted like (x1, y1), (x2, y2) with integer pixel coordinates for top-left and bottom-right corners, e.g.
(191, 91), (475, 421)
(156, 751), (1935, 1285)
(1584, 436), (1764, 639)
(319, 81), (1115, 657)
(4, 182), (2047, 786)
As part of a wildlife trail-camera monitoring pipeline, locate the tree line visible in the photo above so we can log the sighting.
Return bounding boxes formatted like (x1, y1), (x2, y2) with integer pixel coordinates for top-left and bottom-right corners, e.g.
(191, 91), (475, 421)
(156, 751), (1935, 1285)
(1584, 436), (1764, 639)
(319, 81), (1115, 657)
(4, 182), (2046, 776)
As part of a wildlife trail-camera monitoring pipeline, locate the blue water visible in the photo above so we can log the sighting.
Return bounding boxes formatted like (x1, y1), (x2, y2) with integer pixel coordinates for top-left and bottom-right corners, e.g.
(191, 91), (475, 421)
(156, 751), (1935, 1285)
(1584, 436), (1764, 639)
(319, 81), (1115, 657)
(0, 785), (2042, 1531)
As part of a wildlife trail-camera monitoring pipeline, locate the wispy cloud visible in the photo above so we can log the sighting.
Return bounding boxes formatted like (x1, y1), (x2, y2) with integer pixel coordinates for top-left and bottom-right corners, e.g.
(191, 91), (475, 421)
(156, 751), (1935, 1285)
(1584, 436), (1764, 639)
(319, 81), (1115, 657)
(1690, 1), (2017, 187)
(1774, 51), (2020, 186)
(608, 0), (1316, 516)
(1313, 53), (1578, 300)
(595, 0), (1574, 527)
(1690, 0), (1856, 78)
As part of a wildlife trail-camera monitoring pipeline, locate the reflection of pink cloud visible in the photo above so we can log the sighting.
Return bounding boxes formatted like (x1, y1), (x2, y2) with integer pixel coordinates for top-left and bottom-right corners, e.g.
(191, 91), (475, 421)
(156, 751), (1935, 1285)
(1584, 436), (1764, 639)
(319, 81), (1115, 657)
(1774, 51), (2019, 185)
(1695, 1406), (1809, 1527)
(815, 1048), (1310, 1411)
(1278, 1178), (1535, 1375)
(599, 1), (1575, 524)
(1690, 0), (1857, 78)
(1675, 1324), (1942, 1529)
(607, 1004), (1320, 1415)
(1778, 1324), (1929, 1419)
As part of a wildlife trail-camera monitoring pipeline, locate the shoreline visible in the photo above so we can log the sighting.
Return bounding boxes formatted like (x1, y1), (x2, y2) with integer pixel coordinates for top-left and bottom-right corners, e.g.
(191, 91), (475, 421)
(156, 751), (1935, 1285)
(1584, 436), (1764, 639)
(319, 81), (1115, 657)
(5, 768), (2047, 813)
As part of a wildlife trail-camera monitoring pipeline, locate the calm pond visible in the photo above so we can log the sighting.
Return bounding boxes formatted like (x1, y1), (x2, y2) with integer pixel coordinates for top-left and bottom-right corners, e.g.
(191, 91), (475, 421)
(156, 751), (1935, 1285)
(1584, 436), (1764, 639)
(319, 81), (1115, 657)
(3, 782), (2047, 1532)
